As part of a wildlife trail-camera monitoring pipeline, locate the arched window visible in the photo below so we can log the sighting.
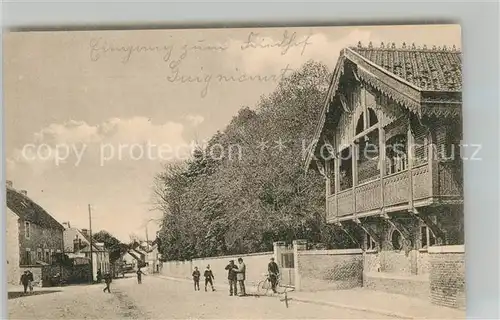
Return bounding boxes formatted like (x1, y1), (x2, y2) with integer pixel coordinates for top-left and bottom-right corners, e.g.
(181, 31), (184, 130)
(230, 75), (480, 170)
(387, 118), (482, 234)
(339, 147), (353, 191)
(368, 108), (378, 127)
(356, 108), (378, 135)
(355, 108), (381, 184)
(356, 113), (364, 135)
(391, 229), (404, 250)
(385, 134), (408, 175)
(357, 128), (380, 184)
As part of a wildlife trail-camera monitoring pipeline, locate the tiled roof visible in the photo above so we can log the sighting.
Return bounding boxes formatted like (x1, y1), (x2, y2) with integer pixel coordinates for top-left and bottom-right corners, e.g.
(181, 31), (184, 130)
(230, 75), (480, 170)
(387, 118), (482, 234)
(80, 244), (106, 252)
(350, 42), (462, 92)
(76, 230), (104, 252)
(127, 250), (142, 261)
(6, 187), (64, 231)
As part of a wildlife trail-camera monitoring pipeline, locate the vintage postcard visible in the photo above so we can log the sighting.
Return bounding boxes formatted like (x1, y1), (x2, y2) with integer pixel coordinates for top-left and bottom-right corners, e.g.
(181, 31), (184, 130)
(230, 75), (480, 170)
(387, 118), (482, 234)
(4, 24), (465, 319)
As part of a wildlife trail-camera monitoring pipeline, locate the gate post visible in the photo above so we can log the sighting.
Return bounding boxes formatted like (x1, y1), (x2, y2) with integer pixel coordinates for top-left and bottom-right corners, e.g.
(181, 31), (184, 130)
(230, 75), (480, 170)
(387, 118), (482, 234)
(273, 241), (286, 266)
(293, 239), (307, 291)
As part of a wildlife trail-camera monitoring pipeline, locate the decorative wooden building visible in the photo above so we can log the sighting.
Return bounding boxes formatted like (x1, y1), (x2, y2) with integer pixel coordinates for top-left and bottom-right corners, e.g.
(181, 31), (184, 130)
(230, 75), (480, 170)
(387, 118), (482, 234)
(305, 42), (463, 291)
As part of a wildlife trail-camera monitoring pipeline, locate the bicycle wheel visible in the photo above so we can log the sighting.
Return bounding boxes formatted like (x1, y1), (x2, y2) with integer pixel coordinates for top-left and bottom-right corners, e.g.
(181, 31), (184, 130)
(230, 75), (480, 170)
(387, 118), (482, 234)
(275, 278), (291, 295)
(257, 279), (271, 295)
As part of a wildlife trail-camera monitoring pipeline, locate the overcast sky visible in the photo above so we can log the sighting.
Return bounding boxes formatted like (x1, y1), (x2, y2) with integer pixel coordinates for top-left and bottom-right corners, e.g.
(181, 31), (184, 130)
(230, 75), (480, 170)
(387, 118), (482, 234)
(4, 24), (461, 242)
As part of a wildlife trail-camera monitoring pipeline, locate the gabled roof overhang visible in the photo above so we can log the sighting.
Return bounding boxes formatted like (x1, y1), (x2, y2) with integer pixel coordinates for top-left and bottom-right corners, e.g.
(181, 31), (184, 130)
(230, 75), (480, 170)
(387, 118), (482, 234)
(304, 47), (462, 172)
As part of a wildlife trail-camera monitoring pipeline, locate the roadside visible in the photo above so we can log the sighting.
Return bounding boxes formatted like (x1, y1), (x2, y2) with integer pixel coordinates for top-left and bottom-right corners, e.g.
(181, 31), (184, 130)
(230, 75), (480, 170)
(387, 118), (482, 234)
(116, 274), (393, 319)
(291, 288), (465, 319)
(154, 274), (465, 319)
(8, 278), (145, 319)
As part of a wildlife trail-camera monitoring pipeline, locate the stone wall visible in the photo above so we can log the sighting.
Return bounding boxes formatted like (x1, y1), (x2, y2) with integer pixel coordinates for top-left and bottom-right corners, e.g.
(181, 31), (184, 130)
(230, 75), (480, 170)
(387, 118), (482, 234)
(161, 260), (193, 280)
(428, 245), (465, 310)
(364, 271), (430, 301)
(6, 208), (21, 285)
(297, 249), (363, 291)
(21, 265), (70, 287)
(160, 252), (273, 286)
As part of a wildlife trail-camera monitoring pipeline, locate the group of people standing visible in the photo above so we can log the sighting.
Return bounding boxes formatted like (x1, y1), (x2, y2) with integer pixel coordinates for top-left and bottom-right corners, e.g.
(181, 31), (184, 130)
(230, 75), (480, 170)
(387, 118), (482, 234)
(191, 257), (280, 296)
(225, 258), (247, 296)
(20, 270), (34, 294)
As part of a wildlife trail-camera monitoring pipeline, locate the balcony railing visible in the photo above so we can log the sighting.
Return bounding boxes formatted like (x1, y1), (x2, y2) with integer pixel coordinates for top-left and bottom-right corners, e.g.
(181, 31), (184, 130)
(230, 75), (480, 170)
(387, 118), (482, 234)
(326, 160), (462, 221)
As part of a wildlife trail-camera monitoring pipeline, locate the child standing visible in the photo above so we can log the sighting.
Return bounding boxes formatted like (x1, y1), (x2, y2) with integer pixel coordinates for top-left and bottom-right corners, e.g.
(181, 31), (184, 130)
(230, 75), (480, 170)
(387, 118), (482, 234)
(204, 265), (215, 292)
(192, 267), (201, 291)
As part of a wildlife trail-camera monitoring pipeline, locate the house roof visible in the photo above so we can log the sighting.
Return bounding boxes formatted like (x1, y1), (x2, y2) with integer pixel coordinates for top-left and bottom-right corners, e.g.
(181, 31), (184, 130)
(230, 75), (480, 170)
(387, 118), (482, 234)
(132, 247), (146, 255)
(6, 187), (64, 231)
(304, 42), (462, 171)
(127, 250), (142, 261)
(350, 42), (462, 92)
(67, 227), (105, 252)
(80, 243), (106, 253)
(78, 232), (106, 252)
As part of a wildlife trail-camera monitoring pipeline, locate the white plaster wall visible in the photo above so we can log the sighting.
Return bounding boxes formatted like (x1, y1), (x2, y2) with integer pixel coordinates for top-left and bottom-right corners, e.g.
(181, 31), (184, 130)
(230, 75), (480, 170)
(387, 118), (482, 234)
(6, 208), (21, 285)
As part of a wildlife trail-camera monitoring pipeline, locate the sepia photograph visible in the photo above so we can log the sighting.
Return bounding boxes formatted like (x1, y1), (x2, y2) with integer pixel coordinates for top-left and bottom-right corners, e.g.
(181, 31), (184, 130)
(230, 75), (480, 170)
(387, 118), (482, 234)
(4, 24), (465, 319)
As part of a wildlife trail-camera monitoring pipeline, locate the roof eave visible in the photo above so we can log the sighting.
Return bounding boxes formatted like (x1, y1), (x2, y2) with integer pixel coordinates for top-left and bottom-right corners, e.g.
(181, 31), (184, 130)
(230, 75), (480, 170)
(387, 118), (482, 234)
(303, 49), (348, 172)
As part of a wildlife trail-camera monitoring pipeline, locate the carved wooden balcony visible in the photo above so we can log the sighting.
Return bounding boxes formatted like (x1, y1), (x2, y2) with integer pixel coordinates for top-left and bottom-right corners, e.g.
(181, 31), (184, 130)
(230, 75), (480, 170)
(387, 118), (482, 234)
(326, 160), (463, 222)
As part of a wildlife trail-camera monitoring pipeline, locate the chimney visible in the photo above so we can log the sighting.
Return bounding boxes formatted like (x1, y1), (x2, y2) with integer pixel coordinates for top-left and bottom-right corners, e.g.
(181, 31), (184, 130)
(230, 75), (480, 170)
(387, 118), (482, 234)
(81, 229), (88, 237)
(6, 180), (13, 188)
(20, 190), (27, 196)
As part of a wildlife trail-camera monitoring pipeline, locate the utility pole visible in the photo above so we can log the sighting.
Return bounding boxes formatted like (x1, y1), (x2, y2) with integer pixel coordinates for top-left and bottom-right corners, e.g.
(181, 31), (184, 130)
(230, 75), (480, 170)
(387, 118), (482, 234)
(88, 204), (94, 283)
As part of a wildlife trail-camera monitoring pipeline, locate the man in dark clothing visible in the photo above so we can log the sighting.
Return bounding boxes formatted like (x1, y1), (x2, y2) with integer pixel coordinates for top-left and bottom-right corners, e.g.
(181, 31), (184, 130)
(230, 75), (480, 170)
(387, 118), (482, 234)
(97, 269), (102, 283)
(192, 267), (201, 291)
(20, 271), (29, 294)
(268, 257), (280, 293)
(103, 273), (112, 293)
(224, 260), (238, 296)
(204, 265), (215, 292)
(136, 268), (145, 284)
(27, 270), (34, 292)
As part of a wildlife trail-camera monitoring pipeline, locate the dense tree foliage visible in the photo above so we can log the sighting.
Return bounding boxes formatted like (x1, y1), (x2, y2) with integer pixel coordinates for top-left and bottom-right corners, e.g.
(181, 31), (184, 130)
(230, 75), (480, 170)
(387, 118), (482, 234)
(153, 61), (355, 261)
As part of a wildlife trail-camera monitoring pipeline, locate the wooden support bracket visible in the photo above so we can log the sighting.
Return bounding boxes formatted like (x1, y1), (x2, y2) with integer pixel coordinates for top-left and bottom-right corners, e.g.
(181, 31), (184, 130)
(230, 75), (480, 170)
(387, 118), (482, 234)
(314, 159), (326, 179)
(380, 212), (413, 246)
(352, 68), (360, 82)
(353, 217), (381, 244)
(334, 221), (360, 247)
(339, 94), (350, 113)
(322, 137), (335, 159)
(409, 208), (446, 245)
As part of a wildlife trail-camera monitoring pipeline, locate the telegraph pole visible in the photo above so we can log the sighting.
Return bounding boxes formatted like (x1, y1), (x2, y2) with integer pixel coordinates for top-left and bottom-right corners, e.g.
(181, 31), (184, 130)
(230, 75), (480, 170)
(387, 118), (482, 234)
(145, 224), (149, 250)
(88, 204), (94, 283)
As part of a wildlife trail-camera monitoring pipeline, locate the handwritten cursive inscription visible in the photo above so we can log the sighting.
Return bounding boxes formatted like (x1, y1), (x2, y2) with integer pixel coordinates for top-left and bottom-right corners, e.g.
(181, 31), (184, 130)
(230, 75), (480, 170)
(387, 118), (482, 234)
(89, 38), (228, 64)
(240, 30), (313, 55)
(166, 65), (295, 98)
(89, 30), (312, 98)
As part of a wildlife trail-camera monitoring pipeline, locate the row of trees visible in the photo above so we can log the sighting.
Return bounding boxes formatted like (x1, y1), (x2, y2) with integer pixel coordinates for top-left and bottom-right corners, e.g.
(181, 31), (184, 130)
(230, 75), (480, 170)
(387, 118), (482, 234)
(153, 61), (355, 261)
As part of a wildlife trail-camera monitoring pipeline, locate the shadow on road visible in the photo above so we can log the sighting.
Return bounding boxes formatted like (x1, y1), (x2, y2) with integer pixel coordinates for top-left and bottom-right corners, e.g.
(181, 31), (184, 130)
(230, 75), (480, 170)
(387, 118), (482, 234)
(8, 290), (61, 300)
(239, 293), (261, 298)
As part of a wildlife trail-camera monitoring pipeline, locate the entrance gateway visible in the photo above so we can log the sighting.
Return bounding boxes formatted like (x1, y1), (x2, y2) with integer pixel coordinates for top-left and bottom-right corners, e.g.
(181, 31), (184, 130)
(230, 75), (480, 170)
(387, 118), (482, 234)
(273, 242), (295, 287)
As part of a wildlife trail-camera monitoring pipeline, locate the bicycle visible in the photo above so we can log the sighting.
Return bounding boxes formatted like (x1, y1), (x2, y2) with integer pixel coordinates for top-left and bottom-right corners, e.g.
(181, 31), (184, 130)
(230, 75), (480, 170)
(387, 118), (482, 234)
(257, 273), (294, 307)
(256, 273), (274, 295)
